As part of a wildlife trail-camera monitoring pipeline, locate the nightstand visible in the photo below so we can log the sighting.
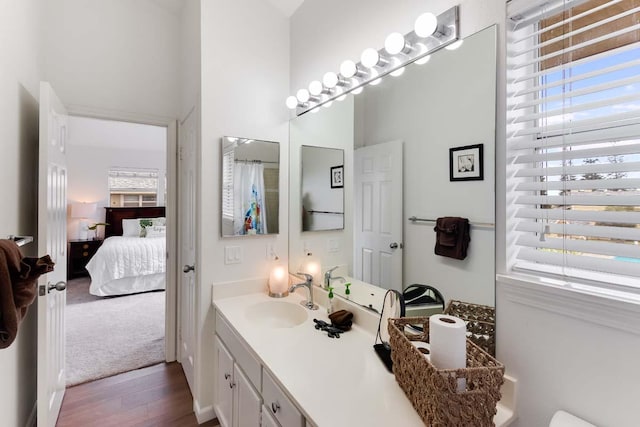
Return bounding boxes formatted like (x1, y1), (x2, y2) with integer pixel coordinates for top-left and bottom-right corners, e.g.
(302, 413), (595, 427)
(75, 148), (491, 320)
(67, 239), (103, 279)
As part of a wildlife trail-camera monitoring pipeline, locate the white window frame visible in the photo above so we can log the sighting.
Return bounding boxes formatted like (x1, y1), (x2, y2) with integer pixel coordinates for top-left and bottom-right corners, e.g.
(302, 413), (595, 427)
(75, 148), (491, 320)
(505, 0), (640, 303)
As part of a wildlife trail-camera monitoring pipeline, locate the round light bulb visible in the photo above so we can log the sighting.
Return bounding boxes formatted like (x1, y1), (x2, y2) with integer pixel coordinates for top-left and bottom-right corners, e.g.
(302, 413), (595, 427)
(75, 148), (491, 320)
(390, 67), (405, 77)
(311, 107), (320, 114)
(370, 78), (382, 86)
(445, 39), (464, 50)
(361, 48), (380, 68)
(323, 71), (339, 88)
(385, 32), (406, 55)
(308, 80), (323, 96)
(286, 96), (298, 109)
(323, 101), (333, 108)
(296, 88), (310, 103)
(415, 55), (431, 65)
(336, 94), (347, 102)
(352, 87), (363, 95)
(340, 60), (357, 78)
(414, 13), (438, 37)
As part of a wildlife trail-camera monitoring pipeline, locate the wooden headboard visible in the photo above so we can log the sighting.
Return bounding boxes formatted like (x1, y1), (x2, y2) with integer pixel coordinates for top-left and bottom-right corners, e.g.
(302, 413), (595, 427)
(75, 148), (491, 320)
(104, 206), (166, 238)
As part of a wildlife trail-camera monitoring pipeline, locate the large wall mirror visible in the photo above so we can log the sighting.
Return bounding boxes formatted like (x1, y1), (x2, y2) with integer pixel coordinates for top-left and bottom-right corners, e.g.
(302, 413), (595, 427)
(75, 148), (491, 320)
(289, 26), (497, 317)
(221, 136), (280, 236)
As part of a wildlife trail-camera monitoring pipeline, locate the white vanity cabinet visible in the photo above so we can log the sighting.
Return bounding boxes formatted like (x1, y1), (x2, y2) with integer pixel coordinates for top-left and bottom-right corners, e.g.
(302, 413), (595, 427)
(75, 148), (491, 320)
(215, 312), (307, 427)
(214, 335), (262, 427)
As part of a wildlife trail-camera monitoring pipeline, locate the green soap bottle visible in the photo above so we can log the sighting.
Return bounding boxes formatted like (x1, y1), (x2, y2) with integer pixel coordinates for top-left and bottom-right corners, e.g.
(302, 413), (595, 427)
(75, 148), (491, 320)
(327, 286), (335, 314)
(344, 282), (351, 300)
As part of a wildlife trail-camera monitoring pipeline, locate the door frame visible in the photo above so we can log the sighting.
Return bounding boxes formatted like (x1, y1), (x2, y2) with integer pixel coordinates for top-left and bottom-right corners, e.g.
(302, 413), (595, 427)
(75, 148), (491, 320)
(66, 106), (179, 361)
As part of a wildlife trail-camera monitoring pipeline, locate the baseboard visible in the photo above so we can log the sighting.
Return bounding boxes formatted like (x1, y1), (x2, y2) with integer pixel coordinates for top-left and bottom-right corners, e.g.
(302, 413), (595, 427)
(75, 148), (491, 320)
(194, 399), (216, 425)
(25, 401), (36, 427)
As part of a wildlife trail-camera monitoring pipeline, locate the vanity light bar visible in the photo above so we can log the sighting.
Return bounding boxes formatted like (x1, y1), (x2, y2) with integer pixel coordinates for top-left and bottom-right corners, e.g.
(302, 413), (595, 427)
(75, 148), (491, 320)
(286, 6), (459, 115)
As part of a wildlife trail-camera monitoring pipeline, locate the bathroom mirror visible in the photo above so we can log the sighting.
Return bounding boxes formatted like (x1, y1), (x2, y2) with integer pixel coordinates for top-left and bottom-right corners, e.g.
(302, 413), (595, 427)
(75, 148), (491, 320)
(289, 26), (497, 314)
(301, 145), (344, 231)
(221, 136), (280, 236)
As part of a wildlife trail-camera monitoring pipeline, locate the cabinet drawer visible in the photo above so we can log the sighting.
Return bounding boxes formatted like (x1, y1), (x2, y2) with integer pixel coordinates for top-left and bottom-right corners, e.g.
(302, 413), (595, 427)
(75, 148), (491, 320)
(262, 370), (303, 427)
(215, 312), (261, 391)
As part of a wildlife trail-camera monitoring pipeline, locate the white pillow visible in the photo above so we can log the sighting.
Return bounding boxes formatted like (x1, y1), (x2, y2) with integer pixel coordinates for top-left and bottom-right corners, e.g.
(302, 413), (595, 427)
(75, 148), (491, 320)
(145, 225), (166, 238)
(122, 219), (142, 237)
(153, 217), (166, 226)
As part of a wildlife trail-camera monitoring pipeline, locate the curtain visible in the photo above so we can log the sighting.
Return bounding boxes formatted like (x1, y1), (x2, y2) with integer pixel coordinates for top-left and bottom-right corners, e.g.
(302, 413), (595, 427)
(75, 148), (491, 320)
(233, 163), (268, 235)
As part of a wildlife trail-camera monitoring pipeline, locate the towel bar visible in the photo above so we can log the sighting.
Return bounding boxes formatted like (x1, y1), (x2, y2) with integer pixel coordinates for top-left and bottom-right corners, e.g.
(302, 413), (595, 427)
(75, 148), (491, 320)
(408, 216), (495, 229)
(8, 235), (34, 247)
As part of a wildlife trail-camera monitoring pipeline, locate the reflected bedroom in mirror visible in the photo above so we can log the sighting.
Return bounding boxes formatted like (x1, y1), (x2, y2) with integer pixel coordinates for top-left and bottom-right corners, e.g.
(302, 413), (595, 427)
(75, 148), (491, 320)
(221, 136), (280, 237)
(289, 25), (497, 347)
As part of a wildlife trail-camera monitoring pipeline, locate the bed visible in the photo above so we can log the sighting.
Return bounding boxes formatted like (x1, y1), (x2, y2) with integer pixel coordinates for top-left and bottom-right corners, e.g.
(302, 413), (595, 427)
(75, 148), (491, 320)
(86, 206), (167, 296)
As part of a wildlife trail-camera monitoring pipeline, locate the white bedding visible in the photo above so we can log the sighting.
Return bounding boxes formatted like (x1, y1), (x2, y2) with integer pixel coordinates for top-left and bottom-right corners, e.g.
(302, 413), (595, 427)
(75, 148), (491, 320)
(86, 236), (166, 296)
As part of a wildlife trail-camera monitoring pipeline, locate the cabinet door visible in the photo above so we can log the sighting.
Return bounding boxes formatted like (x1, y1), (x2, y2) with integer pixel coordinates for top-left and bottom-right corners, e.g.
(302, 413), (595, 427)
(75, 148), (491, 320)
(235, 364), (262, 427)
(214, 336), (235, 427)
(261, 405), (281, 427)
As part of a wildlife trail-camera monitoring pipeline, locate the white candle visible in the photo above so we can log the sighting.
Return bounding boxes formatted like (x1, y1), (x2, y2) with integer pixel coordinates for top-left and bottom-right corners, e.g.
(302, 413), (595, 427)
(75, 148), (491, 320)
(269, 265), (288, 295)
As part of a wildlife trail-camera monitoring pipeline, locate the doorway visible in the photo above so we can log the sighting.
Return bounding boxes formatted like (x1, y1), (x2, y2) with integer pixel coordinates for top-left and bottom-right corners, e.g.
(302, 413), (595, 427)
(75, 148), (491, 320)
(64, 115), (177, 386)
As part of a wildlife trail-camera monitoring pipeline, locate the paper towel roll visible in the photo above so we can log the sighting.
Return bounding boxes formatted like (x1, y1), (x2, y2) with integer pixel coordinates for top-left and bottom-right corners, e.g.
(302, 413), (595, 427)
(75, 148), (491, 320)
(429, 314), (467, 391)
(411, 341), (431, 362)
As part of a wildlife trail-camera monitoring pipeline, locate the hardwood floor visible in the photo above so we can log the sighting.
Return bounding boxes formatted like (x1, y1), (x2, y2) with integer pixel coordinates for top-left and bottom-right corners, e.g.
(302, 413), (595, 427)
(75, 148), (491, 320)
(57, 362), (220, 427)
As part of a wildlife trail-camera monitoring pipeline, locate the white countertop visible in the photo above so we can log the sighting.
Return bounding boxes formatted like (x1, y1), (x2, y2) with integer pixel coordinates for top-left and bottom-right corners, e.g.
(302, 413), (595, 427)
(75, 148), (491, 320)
(213, 291), (425, 427)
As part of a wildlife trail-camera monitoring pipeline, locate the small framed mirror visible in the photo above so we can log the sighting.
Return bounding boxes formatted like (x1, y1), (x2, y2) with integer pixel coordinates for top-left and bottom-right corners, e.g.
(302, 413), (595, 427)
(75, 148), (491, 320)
(301, 145), (344, 231)
(221, 136), (280, 237)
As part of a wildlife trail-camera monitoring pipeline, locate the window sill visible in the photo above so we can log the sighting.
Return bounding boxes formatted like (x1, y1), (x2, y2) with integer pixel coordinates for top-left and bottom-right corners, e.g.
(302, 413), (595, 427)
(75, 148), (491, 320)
(497, 273), (640, 336)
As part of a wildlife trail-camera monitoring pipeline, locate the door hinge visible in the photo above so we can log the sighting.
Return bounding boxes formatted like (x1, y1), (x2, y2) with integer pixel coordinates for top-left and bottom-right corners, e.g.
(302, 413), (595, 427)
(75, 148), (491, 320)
(39, 285), (46, 296)
(179, 146), (184, 161)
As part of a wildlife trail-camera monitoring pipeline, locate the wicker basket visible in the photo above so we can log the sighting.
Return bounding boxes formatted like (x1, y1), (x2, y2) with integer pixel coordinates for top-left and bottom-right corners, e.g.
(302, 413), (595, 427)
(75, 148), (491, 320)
(444, 300), (496, 357)
(389, 317), (504, 426)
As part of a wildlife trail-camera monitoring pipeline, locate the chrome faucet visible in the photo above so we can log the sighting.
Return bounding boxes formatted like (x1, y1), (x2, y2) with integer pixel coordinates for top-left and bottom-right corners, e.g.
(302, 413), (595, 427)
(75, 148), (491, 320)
(324, 266), (345, 289)
(289, 272), (318, 310)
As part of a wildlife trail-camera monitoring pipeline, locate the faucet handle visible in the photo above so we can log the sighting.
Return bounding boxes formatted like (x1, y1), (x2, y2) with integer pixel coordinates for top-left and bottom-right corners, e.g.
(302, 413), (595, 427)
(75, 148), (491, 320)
(326, 266), (339, 276)
(295, 272), (314, 283)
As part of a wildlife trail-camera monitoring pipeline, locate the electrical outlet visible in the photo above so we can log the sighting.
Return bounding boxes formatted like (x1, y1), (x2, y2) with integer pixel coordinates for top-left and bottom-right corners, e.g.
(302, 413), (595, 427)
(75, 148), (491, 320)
(225, 246), (242, 265)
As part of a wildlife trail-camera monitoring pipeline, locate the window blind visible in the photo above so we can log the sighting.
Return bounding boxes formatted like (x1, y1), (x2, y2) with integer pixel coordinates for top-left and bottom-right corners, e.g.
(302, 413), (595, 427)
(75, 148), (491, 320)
(222, 149), (235, 220)
(507, 0), (640, 288)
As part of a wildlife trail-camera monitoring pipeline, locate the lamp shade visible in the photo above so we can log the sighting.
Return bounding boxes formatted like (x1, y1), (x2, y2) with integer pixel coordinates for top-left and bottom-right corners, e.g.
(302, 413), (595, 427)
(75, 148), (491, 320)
(71, 202), (97, 219)
(268, 265), (289, 297)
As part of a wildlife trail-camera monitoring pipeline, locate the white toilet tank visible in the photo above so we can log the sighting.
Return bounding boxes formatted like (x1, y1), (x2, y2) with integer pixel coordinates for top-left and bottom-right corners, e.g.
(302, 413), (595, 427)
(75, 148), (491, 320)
(550, 411), (596, 427)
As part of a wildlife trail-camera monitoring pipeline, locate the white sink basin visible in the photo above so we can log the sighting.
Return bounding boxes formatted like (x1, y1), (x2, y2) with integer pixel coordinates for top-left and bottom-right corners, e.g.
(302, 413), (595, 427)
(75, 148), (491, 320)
(245, 300), (309, 328)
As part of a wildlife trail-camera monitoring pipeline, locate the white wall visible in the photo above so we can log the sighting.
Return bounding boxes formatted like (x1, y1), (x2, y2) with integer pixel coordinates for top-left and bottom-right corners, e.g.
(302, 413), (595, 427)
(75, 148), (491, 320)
(66, 116), (167, 240)
(198, 0), (289, 413)
(43, 0), (181, 121)
(355, 26), (496, 306)
(291, 1), (640, 426)
(0, 0), (43, 424)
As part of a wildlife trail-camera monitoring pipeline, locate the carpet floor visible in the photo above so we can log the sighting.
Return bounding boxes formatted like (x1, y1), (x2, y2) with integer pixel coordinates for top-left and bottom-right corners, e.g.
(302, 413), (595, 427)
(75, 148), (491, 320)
(65, 277), (165, 387)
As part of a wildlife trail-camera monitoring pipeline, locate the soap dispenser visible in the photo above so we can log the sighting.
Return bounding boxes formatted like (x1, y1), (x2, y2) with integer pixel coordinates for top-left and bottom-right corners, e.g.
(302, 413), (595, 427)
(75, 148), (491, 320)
(327, 286), (335, 314)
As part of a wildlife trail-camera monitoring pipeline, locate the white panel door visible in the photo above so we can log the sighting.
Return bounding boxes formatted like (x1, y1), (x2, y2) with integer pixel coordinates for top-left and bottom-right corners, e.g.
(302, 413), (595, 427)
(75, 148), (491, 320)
(214, 337), (234, 427)
(37, 82), (68, 427)
(354, 141), (403, 291)
(178, 108), (197, 390)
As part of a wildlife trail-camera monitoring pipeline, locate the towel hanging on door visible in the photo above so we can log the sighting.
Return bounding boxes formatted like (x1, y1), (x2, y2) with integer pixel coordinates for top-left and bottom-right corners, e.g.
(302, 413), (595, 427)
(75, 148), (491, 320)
(0, 239), (55, 349)
(433, 217), (470, 260)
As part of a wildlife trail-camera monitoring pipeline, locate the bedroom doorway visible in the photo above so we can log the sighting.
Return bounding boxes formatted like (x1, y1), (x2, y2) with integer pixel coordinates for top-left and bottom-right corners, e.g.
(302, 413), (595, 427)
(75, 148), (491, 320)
(64, 115), (178, 386)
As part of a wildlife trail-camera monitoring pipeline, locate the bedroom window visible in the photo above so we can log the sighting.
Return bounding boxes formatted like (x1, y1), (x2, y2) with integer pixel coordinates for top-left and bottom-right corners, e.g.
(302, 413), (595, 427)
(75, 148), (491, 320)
(108, 168), (159, 207)
(507, 0), (640, 290)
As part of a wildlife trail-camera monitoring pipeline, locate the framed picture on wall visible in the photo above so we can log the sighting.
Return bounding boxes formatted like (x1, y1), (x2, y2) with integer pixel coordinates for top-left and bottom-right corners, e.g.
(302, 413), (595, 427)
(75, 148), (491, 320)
(449, 144), (484, 181)
(331, 165), (344, 188)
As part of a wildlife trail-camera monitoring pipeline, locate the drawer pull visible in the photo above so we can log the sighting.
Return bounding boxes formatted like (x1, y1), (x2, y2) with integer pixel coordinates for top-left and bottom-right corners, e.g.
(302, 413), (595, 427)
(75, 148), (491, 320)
(271, 402), (280, 414)
(82, 251), (89, 256)
(229, 381), (235, 389)
(224, 373), (231, 380)
(82, 244), (89, 249)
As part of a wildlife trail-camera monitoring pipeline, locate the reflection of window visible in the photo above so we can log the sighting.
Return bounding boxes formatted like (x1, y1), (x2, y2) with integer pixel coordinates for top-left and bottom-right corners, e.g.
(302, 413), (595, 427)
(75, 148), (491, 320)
(507, 0), (640, 289)
(108, 168), (159, 207)
(222, 149), (234, 220)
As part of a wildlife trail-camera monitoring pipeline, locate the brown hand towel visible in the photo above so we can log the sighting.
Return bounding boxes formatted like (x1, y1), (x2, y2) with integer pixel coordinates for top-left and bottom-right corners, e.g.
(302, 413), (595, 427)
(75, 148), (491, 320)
(0, 240), (55, 349)
(433, 217), (471, 260)
(329, 309), (354, 331)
